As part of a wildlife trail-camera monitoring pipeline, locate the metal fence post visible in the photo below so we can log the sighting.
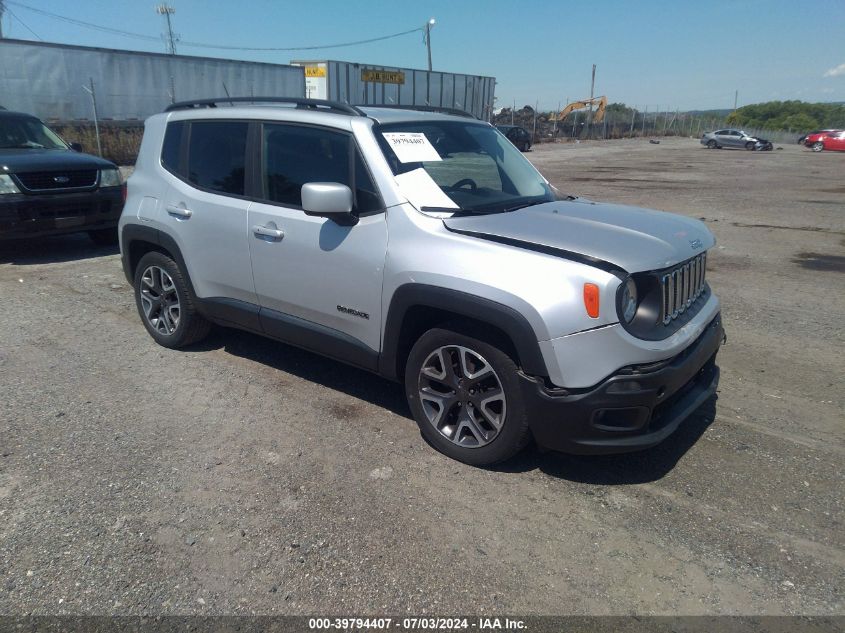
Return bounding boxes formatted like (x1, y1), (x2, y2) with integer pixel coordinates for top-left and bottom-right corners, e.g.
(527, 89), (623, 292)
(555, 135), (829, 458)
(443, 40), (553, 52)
(82, 77), (103, 157)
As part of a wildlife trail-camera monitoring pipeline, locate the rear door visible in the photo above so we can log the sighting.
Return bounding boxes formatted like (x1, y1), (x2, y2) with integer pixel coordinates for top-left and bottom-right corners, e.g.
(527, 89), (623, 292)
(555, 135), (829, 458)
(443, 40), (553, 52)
(246, 121), (387, 362)
(160, 119), (257, 304)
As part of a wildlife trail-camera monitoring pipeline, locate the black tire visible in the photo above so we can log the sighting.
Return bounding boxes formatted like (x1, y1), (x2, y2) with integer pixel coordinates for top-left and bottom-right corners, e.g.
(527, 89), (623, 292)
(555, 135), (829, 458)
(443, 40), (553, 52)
(811, 141), (824, 153)
(745, 141), (755, 150)
(133, 251), (211, 348)
(706, 139), (717, 149)
(404, 327), (532, 466)
(88, 227), (119, 246)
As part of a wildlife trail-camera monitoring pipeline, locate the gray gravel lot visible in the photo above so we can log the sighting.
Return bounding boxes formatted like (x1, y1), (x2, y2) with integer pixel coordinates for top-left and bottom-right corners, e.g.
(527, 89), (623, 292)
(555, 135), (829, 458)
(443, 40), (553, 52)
(0, 138), (842, 616)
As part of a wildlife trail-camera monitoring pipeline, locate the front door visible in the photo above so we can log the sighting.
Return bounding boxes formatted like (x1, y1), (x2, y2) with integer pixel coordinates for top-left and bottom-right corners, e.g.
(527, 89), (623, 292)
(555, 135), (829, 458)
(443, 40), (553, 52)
(247, 122), (387, 361)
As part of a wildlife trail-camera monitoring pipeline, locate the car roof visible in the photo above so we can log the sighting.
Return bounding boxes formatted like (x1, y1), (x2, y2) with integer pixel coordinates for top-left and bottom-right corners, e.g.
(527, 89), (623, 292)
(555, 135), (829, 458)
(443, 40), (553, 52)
(358, 106), (486, 125)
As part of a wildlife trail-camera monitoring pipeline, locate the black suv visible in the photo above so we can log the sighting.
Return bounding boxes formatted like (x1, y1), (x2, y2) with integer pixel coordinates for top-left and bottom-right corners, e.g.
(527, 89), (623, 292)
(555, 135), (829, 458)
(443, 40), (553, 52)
(495, 124), (532, 152)
(0, 109), (124, 244)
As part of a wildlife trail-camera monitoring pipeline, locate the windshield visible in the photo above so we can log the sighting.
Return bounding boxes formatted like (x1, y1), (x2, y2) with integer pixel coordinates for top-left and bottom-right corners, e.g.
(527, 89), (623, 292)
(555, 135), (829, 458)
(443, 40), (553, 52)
(376, 121), (554, 214)
(0, 117), (69, 150)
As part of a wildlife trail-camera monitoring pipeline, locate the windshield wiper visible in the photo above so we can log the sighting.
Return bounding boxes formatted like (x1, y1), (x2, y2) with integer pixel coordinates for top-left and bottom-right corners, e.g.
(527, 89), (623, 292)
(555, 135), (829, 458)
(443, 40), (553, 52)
(421, 206), (463, 214)
(500, 199), (551, 213)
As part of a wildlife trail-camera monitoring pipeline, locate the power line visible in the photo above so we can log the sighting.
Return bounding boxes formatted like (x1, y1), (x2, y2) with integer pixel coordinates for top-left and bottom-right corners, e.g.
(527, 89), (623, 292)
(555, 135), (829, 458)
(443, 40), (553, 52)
(8, 1), (160, 42)
(6, 6), (42, 39)
(8, 1), (424, 52)
(178, 26), (424, 52)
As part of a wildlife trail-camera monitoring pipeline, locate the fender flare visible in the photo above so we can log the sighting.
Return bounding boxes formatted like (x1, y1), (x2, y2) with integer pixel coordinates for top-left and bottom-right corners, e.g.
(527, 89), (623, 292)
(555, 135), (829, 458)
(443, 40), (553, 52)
(120, 224), (195, 298)
(379, 284), (548, 381)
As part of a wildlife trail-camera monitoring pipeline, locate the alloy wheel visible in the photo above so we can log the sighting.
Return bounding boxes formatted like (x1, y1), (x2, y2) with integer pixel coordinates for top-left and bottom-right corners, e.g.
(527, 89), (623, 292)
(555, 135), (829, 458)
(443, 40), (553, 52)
(139, 265), (181, 335)
(417, 345), (507, 448)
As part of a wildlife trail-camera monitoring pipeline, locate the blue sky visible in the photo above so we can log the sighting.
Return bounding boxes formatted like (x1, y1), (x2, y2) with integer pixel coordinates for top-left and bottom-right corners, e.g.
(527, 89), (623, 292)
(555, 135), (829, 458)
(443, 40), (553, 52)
(2, 0), (844, 111)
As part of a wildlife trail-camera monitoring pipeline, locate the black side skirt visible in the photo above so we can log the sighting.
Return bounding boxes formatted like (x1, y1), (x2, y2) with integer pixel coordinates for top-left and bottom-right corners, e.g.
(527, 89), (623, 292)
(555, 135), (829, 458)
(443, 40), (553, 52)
(198, 297), (379, 373)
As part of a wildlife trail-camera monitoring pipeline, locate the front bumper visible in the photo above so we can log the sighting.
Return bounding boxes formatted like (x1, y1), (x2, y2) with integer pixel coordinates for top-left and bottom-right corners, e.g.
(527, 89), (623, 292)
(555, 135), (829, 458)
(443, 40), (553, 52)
(522, 314), (724, 454)
(0, 188), (123, 240)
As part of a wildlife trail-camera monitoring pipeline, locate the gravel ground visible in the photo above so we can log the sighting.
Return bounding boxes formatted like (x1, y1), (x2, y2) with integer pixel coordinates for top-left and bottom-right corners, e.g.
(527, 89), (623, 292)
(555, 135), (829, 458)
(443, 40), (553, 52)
(0, 138), (842, 616)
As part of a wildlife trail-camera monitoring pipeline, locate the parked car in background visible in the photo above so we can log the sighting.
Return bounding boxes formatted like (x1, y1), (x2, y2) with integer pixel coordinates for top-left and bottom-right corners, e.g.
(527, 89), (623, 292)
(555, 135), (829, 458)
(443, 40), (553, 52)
(496, 124), (532, 152)
(0, 109), (124, 243)
(700, 128), (764, 150)
(797, 129), (837, 145)
(804, 130), (845, 152)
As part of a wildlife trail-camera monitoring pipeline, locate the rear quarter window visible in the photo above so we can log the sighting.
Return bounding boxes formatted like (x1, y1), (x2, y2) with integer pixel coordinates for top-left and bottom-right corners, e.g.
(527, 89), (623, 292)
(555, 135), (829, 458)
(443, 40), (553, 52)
(160, 120), (185, 175)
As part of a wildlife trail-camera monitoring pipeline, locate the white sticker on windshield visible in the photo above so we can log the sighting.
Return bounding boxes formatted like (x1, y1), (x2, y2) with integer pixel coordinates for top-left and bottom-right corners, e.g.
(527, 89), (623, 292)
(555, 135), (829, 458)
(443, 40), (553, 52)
(394, 168), (458, 210)
(381, 132), (442, 163)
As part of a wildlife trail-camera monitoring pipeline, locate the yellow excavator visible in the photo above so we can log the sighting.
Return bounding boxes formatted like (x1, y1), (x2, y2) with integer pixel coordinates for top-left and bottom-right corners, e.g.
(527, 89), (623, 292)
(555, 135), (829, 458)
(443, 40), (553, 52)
(554, 96), (608, 123)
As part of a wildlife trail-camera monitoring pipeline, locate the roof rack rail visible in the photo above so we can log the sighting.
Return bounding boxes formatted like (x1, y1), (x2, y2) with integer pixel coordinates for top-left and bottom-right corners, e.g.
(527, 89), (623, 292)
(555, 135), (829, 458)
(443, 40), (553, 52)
(164, 97), (366, 116)
(363, 104), (478, 120)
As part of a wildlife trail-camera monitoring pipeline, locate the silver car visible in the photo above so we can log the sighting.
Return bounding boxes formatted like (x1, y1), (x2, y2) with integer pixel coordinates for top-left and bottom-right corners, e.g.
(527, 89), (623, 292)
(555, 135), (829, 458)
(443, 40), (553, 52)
(120, 97), (723, 465)
(700, 128), (761, 150)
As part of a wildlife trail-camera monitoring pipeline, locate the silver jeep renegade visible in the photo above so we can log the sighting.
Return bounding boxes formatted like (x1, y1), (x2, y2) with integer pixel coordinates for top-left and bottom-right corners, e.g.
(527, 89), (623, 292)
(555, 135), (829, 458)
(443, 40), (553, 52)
(120, 97), (724, 466)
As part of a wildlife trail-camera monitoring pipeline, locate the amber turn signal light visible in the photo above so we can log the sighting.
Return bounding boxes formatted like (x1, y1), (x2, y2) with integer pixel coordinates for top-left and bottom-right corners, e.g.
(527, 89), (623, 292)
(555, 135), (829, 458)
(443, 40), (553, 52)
(583, 283), (600, 318)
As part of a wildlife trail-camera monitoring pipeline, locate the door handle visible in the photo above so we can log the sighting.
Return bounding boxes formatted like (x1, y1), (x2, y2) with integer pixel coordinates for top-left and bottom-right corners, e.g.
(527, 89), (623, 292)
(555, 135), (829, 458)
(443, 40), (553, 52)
(252, 224), (284, 240)
(166, 205), (192, 218)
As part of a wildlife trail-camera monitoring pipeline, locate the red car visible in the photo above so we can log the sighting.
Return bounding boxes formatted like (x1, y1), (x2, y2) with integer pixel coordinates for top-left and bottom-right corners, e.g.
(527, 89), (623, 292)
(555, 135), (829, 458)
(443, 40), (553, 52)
(804, 130), (845, 152)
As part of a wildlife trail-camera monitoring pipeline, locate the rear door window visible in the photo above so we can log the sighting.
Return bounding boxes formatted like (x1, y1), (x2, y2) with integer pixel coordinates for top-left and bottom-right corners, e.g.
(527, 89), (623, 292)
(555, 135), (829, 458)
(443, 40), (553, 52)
(186, 121), (248, 196)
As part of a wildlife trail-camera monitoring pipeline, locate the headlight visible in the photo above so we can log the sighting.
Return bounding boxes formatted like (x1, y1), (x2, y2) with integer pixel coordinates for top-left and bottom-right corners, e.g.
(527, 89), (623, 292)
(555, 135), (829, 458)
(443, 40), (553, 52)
(620, 277), (638, 323)
(99, 168), (122, 187)
(0, 174), (20, 194)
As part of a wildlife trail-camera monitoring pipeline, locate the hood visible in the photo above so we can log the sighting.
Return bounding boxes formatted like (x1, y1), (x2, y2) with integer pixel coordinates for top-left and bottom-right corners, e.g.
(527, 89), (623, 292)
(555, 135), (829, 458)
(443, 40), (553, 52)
(443, 199), (715, 273)
(0, 148), (116, 173)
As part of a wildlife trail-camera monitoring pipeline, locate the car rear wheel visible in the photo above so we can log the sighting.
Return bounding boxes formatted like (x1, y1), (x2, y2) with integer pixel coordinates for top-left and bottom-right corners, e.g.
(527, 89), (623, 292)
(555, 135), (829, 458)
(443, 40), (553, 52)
(405, 328), (531, 466)
(811, 141), (824, 152)
(133, 251), (211, 348)
(706, 139), (717, 149)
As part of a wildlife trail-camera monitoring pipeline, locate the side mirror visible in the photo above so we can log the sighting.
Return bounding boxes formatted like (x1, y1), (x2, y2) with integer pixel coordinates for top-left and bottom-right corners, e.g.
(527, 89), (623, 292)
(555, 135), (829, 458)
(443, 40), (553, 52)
(69, 142), (84, 152)
(302, 182), (357, 226)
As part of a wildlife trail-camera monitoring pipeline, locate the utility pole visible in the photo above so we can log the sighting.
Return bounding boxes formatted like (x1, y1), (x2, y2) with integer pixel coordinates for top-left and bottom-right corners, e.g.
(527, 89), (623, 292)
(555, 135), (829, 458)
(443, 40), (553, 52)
(586, 64), (596, 139)
(0, 0), (6, 38)
(733, 89), (738, 112)
(423, 18), (435, 72)
(156, 4), (178, 55)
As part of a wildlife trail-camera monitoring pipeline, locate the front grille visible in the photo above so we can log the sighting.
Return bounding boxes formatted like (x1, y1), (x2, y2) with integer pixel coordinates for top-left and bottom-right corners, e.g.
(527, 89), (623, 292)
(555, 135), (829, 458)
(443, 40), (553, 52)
(660, 252), (707, 325)
(14, 170), (98, 192)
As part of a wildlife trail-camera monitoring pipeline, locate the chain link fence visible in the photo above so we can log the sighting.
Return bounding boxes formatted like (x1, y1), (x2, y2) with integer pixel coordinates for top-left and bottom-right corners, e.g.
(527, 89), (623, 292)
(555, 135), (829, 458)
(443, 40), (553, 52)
(493, 105), (804, 145)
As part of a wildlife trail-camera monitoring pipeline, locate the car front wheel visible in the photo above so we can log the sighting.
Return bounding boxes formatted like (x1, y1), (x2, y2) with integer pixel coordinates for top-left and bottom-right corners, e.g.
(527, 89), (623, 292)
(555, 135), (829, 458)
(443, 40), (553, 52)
(133, 251), (211, 348)
(745, 141), (755, 150)
(405, 328), (531, 465)
(811, 141), (824, 152)
(706, 139), (717, 149)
